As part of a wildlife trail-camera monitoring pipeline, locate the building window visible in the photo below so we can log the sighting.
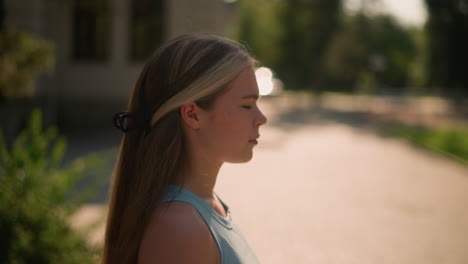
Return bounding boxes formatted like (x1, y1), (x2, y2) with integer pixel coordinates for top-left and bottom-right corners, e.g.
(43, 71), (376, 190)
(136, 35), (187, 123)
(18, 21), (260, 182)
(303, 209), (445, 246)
(130, 0), (165, 60)
(72, 0), (109, 60)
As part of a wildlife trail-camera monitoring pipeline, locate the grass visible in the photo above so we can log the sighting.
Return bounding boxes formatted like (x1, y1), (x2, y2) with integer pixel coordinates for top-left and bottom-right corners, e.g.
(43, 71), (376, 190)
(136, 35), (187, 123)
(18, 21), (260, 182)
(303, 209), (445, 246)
(389, 125), (468, 164)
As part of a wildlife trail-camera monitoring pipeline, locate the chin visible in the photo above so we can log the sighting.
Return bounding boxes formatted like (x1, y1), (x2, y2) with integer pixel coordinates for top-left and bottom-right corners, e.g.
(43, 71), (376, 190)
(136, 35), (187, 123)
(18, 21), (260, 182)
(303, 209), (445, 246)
(225, 152), (254, 164)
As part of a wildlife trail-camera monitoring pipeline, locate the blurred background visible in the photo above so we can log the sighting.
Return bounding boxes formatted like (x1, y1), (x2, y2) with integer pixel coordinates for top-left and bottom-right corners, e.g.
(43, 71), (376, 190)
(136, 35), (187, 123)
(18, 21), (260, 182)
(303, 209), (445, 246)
(1, 0), (467, 263)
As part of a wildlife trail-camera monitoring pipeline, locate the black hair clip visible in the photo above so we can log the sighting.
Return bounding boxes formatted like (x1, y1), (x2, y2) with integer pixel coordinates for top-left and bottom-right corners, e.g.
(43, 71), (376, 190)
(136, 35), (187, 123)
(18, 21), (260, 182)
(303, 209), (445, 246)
(113, 112), (143, 133)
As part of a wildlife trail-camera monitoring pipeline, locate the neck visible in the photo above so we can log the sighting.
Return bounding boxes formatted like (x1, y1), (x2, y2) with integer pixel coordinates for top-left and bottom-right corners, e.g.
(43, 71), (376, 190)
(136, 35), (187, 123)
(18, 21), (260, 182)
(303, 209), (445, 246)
(176, 150), (223, 200)
(177, 124), (225, 200)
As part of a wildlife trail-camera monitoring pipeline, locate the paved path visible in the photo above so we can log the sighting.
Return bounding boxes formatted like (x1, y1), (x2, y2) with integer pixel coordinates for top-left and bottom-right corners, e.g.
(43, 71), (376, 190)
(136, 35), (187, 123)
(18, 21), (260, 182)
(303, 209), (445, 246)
(72, 94), (468, 263)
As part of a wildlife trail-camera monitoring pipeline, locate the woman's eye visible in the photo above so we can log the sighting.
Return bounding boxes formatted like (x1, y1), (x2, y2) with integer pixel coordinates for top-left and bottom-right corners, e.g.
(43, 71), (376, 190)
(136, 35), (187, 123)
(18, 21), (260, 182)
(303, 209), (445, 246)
(242, 105), (252, 109)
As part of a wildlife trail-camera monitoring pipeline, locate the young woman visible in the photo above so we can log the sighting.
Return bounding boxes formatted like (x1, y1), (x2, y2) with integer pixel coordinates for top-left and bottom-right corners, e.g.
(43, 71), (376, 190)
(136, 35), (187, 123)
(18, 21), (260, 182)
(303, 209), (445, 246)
(102, 35), (267, 264)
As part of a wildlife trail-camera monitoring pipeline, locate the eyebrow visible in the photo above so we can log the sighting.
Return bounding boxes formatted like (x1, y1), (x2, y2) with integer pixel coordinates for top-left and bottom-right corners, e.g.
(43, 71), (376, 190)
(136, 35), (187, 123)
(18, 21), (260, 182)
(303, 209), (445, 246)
(242, 94), (260, 100)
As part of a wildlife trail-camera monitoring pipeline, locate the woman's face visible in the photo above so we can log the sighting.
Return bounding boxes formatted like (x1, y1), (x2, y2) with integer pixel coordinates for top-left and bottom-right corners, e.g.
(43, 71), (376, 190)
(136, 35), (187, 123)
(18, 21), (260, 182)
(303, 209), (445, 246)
(198, 67), (267, 163)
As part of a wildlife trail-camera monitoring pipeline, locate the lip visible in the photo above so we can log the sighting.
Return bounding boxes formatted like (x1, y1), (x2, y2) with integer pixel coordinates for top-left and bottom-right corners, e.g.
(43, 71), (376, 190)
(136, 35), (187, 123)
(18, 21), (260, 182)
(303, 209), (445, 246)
(248, 139), (258, 144)
(248, 137), (259, 144)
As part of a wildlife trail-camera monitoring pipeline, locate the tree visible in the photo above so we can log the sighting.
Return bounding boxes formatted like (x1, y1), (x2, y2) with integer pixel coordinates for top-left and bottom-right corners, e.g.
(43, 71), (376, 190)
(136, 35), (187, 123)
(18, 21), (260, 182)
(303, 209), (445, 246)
(235, 0), (282, 70)
(0, 0), (4, 32)
(324, 13), (416, 92)
(0, 29), (54, 100)
(276, 0), (342, 91)
(424, 0), (468, 93)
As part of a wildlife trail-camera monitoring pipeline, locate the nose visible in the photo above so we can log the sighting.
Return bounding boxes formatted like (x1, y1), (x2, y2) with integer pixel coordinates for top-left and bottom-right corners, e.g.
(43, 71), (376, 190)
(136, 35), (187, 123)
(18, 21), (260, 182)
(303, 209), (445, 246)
(255, 108), (267, 127)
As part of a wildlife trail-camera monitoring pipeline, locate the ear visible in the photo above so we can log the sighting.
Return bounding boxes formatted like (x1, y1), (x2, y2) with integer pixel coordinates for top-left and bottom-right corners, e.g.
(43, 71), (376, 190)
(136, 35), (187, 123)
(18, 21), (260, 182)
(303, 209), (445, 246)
(180, 102), (202, 130)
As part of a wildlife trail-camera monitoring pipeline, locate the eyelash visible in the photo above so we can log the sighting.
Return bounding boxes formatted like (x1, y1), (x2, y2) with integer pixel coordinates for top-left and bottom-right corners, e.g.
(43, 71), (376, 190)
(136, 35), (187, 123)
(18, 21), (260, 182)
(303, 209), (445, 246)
(242, 105), (252, 110)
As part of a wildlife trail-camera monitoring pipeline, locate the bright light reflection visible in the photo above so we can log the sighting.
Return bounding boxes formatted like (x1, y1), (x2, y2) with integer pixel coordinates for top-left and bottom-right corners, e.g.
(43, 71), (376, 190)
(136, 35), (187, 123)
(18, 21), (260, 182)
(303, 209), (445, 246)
(255, 67), (274, 96)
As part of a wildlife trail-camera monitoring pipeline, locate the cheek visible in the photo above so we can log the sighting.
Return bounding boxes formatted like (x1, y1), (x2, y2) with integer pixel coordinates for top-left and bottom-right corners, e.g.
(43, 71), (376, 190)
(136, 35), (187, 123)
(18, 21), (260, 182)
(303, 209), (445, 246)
(213, 112), (237, 137)
(201, 109), (255, 163)
(210, 110), (246, 143)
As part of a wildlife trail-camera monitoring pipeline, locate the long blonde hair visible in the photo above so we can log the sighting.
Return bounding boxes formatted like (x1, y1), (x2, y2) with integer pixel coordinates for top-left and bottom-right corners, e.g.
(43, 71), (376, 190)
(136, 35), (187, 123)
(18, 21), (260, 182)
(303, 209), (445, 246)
(101, 35), (255, 264)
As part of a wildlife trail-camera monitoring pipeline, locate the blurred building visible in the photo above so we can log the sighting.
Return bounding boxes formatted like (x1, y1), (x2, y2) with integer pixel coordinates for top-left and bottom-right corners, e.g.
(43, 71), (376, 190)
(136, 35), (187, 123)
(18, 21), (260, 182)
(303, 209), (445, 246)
(4, 0), (237, 129)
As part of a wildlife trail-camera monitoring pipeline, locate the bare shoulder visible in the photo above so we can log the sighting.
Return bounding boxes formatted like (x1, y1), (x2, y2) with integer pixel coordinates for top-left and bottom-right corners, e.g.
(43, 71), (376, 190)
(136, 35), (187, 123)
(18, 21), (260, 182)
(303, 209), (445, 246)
(138, 201), (220, 264)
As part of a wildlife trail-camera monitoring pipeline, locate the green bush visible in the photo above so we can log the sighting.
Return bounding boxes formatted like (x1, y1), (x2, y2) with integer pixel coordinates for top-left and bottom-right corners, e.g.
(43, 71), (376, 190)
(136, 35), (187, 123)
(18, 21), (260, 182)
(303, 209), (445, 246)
(391, 125), (468, 164)
(0, 29), (54, 98)
(0, 109), (99, 264)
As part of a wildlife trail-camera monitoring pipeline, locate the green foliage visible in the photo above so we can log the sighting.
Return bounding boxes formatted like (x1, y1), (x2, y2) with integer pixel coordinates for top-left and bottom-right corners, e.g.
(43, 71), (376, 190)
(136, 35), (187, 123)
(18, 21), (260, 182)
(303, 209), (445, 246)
(390, 125), (468, 163)
(276, 0), (342, 91)
(0, 109), (99, 264)
(406, 27), (428, 90)
(324, 13), (416, 91)
(235, 0), (282, 69)
(235, 0), (343, 91)
(424, 0), (468, 93)
(0, 29), (54, 98)
(235, 1), (419, 92)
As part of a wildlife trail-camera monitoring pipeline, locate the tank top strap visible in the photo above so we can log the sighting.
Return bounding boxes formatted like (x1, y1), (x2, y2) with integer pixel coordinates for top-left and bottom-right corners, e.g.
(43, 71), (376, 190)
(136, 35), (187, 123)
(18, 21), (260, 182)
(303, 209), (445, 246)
(159, 185), (233, 229)
(158, 184), (260, 264)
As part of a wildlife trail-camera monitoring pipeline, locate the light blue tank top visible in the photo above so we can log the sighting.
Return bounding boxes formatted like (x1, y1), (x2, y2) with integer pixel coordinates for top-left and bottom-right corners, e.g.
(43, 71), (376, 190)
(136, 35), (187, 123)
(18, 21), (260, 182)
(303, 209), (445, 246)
(159, 185), (260, 264)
